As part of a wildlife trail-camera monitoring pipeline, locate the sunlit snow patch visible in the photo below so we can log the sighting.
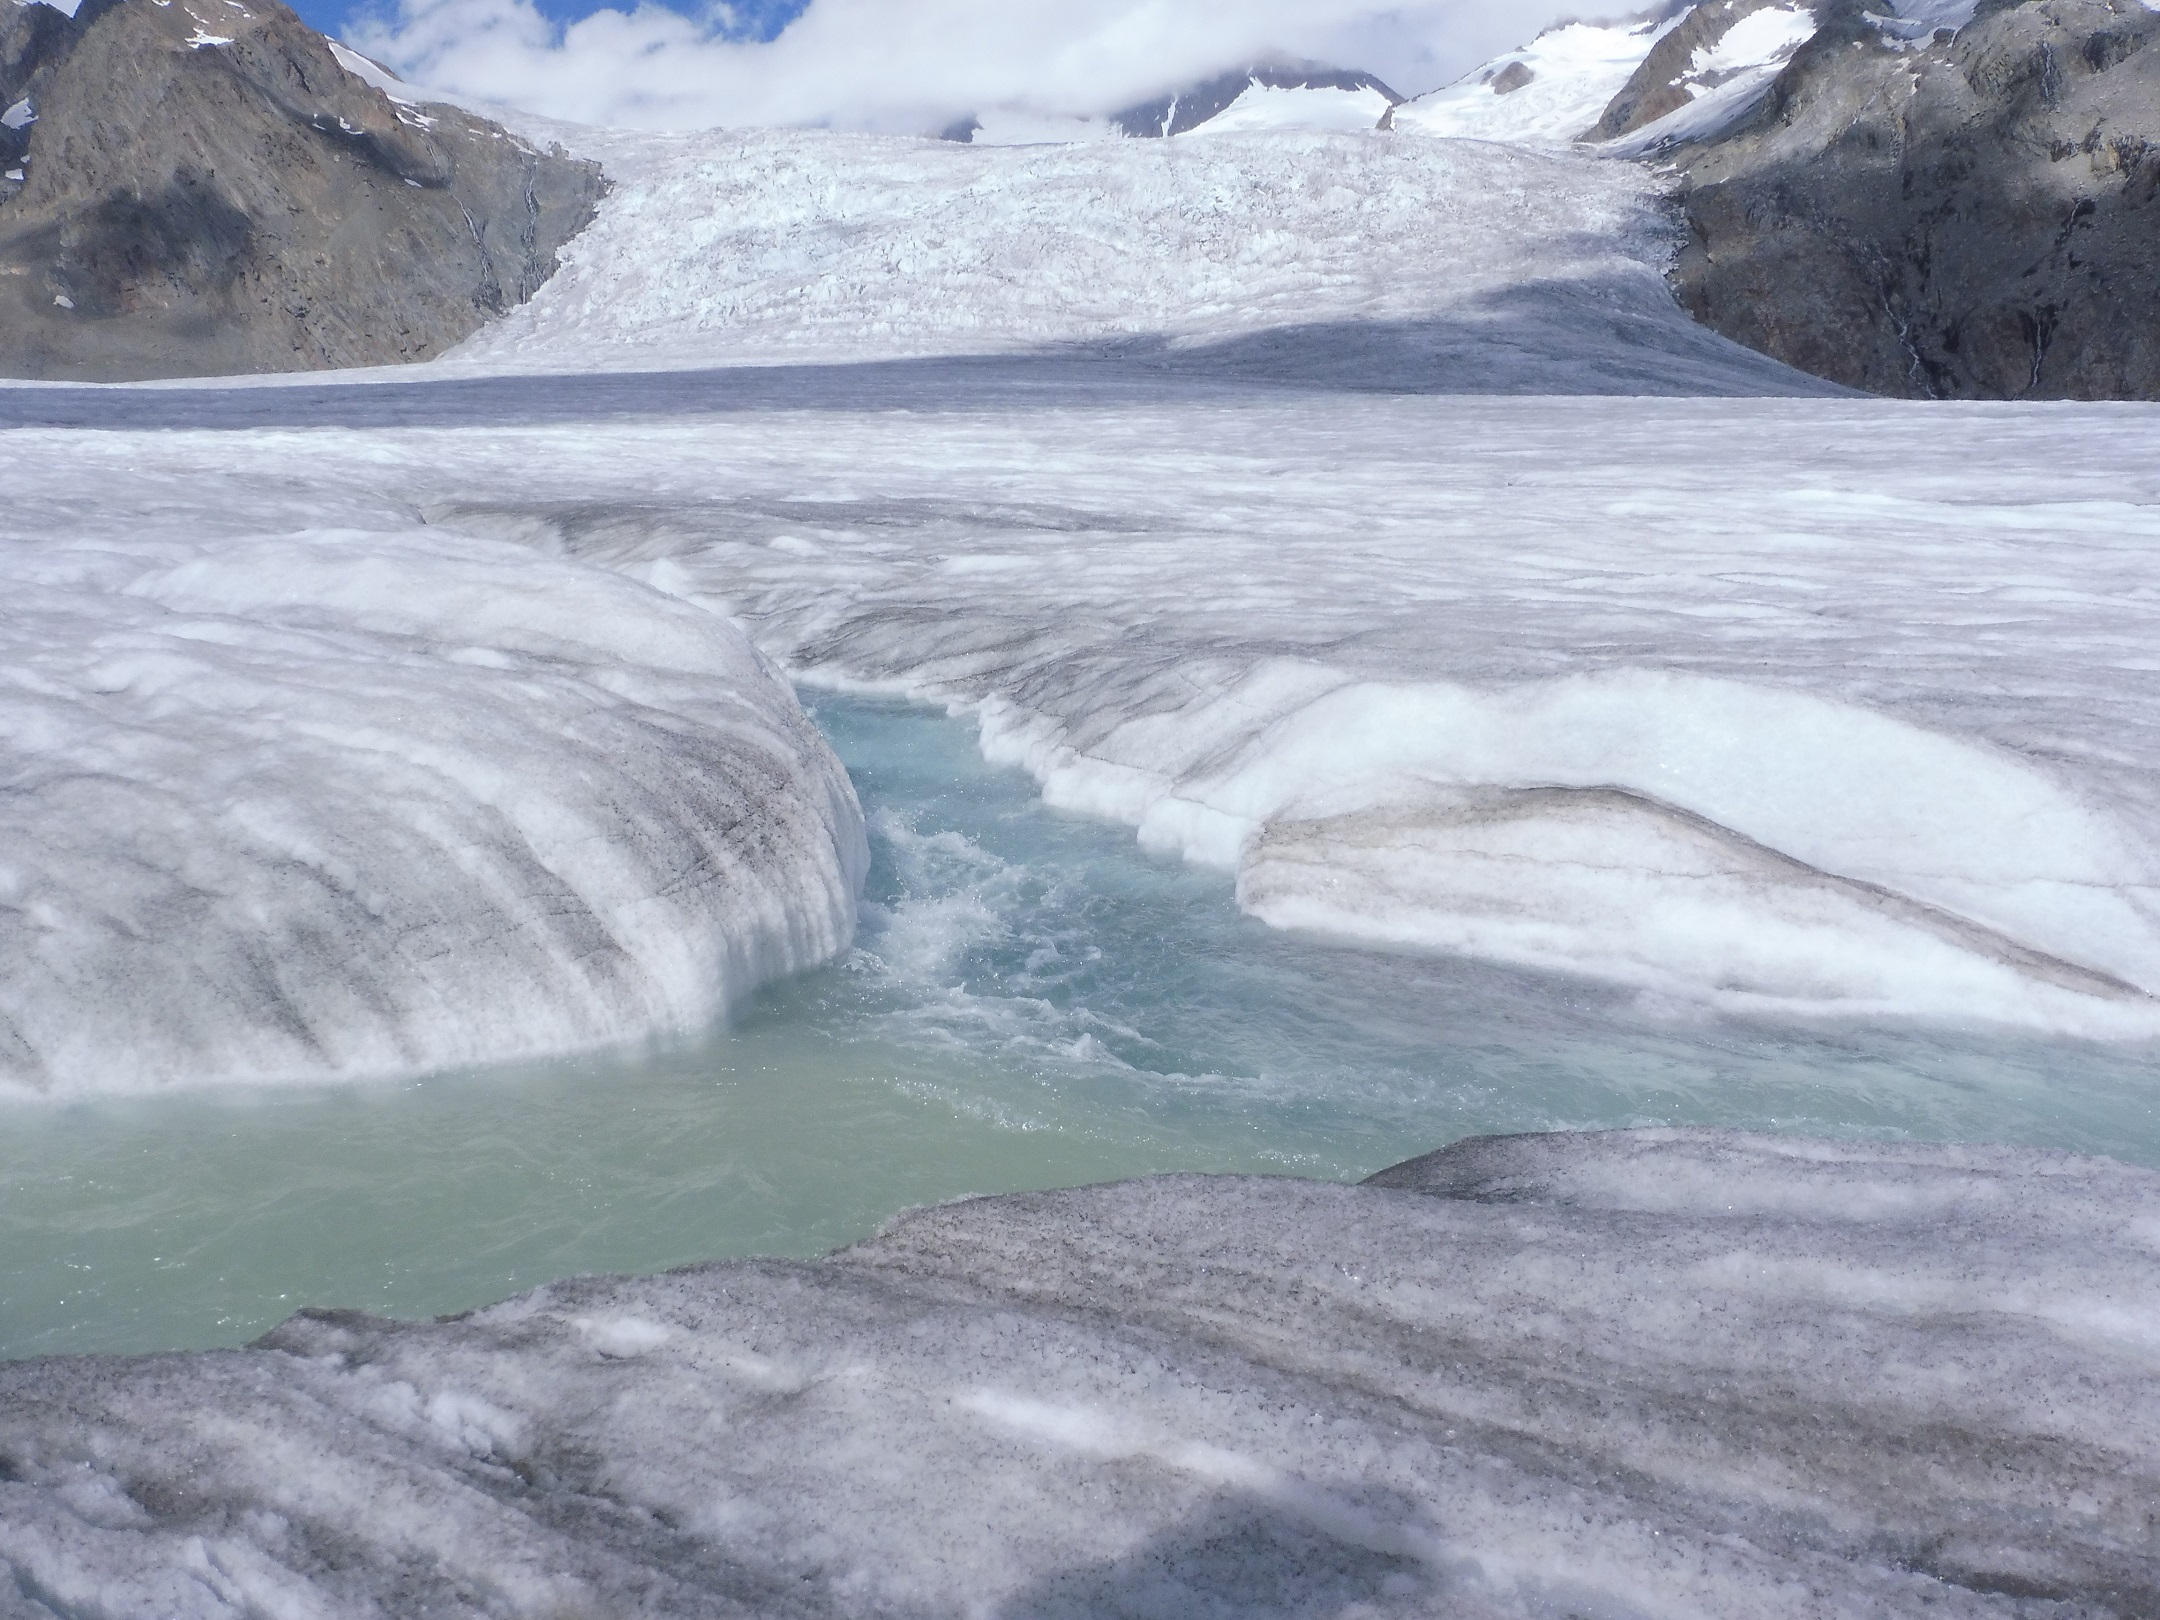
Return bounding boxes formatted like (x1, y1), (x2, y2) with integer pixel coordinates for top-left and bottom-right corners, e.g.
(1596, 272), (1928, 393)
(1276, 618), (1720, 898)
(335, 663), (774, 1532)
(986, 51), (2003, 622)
(1601, 4), (1823, 157)
(1869, 0), (1982, 41)
(1181, 82), (1394, 135)
(1390, 18), (1676, 147)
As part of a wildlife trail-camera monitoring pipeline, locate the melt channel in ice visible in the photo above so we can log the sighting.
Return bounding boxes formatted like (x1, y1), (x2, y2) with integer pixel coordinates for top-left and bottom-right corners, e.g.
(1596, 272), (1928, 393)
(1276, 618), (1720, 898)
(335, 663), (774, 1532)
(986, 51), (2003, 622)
(394, 383), (2160, 1040)
(2, 1128), (2153, 1616)
(0, 518), (867, 1096)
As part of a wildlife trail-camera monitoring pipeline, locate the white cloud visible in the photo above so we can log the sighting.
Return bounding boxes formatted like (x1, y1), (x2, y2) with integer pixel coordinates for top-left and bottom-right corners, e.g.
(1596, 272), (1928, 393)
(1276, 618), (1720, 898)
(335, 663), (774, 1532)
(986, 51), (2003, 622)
(348, 0), (1590, 133)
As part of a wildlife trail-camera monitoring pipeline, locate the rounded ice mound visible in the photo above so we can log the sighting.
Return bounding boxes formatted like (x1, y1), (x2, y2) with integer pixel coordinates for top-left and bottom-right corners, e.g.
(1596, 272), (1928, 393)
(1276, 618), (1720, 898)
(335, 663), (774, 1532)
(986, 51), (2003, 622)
(0, 525), (868, 1096)
(983, 662), (2160, 1032)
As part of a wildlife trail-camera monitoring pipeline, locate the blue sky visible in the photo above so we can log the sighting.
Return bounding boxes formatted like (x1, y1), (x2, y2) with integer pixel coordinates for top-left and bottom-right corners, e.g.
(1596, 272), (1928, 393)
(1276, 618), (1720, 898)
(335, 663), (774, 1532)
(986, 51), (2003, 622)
(301, 0), (811, 44)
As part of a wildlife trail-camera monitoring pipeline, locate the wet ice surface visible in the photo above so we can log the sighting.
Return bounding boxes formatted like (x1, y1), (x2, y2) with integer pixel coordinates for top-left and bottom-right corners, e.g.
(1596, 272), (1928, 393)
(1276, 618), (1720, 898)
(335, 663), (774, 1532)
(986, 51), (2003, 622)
(9, 693), (2154, 1363)
(5, 1129), (2156, 1617)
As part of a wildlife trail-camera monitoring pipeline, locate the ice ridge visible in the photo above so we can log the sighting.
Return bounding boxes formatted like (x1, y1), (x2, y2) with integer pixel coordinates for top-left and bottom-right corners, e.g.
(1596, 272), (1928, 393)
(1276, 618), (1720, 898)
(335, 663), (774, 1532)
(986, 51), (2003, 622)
(2, 1128), (2154, 1614)
(979, 664), (2160, 1028)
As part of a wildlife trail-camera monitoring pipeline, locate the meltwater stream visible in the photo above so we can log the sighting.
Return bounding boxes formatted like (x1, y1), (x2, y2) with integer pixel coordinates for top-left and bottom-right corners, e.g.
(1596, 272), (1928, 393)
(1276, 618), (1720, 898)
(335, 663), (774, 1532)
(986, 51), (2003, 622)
(4, 693), (2158, 1361)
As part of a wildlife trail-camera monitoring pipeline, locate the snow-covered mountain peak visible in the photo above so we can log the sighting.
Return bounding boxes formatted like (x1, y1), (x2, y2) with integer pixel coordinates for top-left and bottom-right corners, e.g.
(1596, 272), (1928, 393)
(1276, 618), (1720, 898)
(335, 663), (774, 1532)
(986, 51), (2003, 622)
(1109, 62), (1400, 138)
(1390, 13), (1682, 147)
(1393, 0), (1835, 152)
(1180, 79), (1397, 135)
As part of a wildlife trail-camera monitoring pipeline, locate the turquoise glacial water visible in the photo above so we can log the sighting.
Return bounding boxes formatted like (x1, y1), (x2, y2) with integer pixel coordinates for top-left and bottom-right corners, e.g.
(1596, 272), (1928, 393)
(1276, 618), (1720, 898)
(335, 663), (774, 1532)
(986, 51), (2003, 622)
(4, 693), (2157, 1360)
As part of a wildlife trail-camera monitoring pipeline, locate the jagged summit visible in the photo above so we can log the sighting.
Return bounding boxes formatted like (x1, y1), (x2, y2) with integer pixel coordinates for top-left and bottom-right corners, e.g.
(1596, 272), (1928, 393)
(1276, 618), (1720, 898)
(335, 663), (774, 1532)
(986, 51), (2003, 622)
(0, 0), (604, 380)
(1675, 0), (2160, 398)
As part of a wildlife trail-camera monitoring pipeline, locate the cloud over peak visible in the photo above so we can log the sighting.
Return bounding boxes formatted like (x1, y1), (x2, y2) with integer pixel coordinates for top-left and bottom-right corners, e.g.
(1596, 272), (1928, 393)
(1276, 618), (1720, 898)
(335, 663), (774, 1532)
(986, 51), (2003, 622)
(349, 0), (1582, 133)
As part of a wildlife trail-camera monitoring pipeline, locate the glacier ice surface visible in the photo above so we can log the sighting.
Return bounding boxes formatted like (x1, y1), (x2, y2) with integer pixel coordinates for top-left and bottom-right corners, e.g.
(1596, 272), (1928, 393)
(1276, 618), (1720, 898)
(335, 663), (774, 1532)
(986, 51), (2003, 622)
(2, 1128), (2154, 1615)
(0, 516), (866, 1095)
(395, 388), (2160, 1037)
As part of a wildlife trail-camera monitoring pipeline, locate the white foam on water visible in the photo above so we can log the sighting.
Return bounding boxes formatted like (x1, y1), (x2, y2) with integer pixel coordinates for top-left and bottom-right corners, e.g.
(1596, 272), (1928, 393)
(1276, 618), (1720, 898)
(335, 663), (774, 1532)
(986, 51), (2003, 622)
(3, 1130), (2153, 1614)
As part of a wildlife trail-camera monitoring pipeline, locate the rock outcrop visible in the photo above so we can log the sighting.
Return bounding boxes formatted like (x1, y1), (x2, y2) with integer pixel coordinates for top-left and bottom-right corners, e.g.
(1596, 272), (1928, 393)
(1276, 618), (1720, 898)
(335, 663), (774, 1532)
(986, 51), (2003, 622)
(1593, 0), (1790, 138)
(0, 0), (604, 380)
(1664, 0), (2160, 398)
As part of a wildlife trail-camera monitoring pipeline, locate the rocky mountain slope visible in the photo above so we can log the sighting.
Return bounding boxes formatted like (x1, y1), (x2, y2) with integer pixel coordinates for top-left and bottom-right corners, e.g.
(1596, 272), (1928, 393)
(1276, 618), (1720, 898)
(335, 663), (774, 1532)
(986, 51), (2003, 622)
(1404, 0), (2160, 399)
(1674, 0), (2160, 398)
(0, 0), (604, 380)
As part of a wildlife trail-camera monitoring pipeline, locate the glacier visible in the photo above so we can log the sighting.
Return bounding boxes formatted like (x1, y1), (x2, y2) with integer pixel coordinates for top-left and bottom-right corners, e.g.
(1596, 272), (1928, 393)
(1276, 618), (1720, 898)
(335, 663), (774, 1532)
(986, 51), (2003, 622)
(8, 376), (2155, 1057)
(442, 125), (1820, 394)
(8, 240), (2160, 1067)
(2, 1129), (2154, 1616)
(397, 386), (2160, 1038)
(5, 66), (2160, 1620)
(0, 119), (1873, 1097)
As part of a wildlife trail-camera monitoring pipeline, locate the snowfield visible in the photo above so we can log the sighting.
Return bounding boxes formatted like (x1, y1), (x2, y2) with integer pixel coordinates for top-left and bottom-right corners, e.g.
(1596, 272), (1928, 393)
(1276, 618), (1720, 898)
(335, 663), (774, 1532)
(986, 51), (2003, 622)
(4, 1129), (2155, 1616)
(1391, 16), (1680, 146)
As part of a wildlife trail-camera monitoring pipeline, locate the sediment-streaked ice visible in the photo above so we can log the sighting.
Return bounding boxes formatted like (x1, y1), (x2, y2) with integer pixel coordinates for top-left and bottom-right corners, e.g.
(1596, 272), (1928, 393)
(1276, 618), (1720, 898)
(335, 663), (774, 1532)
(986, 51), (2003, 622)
(364, 390), (2160, 1037)
(0, 518), (866, 1095)
(3, 1128), (2153, 1615)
